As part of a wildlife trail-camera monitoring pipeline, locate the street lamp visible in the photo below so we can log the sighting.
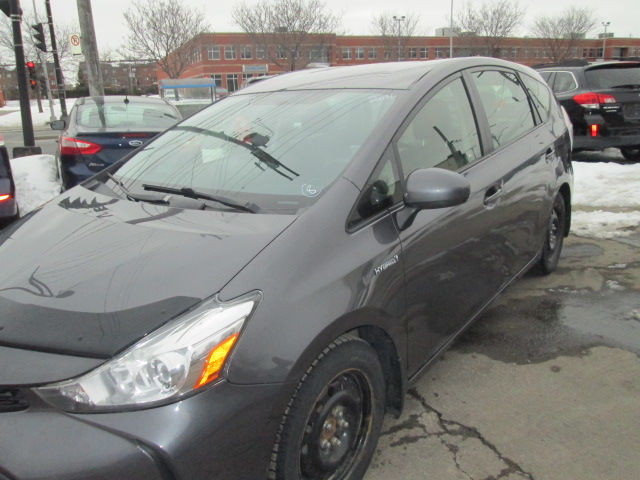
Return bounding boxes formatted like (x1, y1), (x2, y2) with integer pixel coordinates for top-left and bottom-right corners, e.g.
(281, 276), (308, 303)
(393, 15), (405, 61)
(601, 21), (611, 60)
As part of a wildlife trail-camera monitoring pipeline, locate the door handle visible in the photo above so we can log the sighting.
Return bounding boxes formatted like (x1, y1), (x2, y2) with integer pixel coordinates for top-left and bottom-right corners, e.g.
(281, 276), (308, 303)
(483, 182), (503, 207)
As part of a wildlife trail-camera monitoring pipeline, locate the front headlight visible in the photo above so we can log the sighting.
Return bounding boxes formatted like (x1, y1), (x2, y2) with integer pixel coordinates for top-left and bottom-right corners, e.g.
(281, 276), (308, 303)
(36, 292), (260, 412)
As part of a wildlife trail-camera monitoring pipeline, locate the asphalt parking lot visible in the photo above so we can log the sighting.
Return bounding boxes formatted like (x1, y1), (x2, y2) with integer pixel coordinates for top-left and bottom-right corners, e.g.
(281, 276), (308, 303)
(366, 152), (640, 480)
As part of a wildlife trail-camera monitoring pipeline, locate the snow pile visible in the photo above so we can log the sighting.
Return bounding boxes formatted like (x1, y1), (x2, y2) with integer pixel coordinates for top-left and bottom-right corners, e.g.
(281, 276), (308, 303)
(571, 210), (640, 239)
(573, 161), (640, 208)
(0, 98), (77, 128)
(9, 154), (61, 215)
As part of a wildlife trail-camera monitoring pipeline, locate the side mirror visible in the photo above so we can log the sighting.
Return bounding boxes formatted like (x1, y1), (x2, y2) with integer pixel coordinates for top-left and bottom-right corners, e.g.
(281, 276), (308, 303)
(50, 119), (66, 130)
(397, 168), (470, 230)
(405, 168), (470, 209)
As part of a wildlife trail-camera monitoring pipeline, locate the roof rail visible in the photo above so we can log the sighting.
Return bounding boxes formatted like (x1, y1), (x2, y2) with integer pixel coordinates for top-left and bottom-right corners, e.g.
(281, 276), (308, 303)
(532, 59), (589, 69)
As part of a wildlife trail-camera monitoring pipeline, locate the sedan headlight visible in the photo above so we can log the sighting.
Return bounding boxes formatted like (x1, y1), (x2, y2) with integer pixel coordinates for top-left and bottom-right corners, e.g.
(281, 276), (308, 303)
(36, 292), (260, 412)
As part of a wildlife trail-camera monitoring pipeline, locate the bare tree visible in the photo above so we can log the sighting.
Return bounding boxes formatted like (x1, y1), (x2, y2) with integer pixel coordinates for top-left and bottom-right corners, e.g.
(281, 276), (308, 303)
(122, 0), (210, 79)
(456, 0), (526, 57)
(371, 13), (420, 61)
(233, 0), (339, 72)
(531, 7), (596, 62)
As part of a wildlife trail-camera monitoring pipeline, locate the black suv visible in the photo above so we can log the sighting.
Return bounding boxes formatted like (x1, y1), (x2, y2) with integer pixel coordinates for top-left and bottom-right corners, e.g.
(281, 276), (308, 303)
(536, 60), (640, 160)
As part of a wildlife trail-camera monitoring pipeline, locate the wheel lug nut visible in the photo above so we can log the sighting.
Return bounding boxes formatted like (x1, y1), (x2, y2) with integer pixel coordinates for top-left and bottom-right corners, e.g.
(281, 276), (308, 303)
(331, 437), (341, 447)
(338, 419), (349, 428)
(323, 422), (332, 431)
(320, 439), (331, 450)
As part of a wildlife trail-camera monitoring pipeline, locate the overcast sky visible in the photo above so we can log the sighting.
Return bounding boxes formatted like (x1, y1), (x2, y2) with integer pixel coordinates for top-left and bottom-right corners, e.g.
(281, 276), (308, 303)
(38, 0), (639, 52)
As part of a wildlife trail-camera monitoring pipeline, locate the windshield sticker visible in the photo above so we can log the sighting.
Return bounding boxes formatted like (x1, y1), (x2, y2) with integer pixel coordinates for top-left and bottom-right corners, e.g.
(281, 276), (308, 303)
(302, 184), (320, 197)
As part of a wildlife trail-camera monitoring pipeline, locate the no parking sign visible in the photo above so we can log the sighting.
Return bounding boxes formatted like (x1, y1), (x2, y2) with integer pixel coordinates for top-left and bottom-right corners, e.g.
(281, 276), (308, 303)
(70, 33), (82, 56)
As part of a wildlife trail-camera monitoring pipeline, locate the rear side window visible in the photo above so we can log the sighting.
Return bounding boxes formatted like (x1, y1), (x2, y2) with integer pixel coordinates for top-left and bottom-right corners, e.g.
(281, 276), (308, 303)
(539, 71), (553, 83)
(552, 72), (577, 93)
(585, 65), (640, 89)
(396, 77), (482, 177)
(470, 70), (536, 149)
(521, 74), (552, 123)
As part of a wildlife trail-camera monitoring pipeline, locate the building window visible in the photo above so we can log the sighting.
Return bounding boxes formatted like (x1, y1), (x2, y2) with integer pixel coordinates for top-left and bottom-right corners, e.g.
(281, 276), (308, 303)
(355, 47), (365, 60)
(368, 47), (377, 59)
(384, 49), (391, 60)
(511, 48), (518, 58)
(409, 47), (418, 59)
(435, 48), (448, 58)
(342, 48), (351, 60)
(211, 74), (222, 87)
(256, 45), (266, 59)
(207, 45), (220, 60)
(277, 47), (286, 59)
(227, 73), (238, 92)
(309, 46), (328, 62)
(192, 48), (201, 63)
(241, 45), (252, 59)
(420, 47), (428, 58)
(225, 46), (236, 60)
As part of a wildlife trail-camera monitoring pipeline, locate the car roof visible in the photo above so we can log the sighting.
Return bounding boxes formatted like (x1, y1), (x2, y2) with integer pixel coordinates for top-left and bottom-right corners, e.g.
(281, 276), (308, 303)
(239, 58), (525, 92)
(76, 95), (171, 106)
(537, 60), (640, 71)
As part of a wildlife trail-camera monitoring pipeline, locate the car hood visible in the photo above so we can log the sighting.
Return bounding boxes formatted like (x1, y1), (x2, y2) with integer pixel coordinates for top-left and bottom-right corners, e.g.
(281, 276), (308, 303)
(0, 187), (295, 385)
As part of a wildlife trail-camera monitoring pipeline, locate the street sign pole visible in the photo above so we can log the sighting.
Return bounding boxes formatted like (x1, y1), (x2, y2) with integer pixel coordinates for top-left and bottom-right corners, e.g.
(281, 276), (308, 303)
(8, 0), (35, 148)
(45, 0), (67, 117)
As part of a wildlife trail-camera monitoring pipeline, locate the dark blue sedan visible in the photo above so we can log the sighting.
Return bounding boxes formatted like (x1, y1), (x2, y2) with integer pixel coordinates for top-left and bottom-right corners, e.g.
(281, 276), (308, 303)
(51, 96), (181, 189)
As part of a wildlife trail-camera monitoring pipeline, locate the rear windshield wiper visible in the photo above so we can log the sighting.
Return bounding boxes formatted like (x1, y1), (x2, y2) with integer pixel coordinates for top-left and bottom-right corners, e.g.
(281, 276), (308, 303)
(142, 184), (256, 213)
(610, 84), (640, 89)
(173, 125), (300, 181)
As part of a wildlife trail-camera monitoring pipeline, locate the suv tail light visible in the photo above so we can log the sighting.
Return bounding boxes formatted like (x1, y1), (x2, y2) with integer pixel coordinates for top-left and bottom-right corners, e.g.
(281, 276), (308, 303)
(0, 194), (11, 202)
(60, 137), (102, 155)
(573, 92), (617, 108)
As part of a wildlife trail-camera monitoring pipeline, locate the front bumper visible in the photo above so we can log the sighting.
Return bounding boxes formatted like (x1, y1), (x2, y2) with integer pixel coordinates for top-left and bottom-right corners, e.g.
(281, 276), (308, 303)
(573, 133), (640, 151)
(0, 381), (289, 480)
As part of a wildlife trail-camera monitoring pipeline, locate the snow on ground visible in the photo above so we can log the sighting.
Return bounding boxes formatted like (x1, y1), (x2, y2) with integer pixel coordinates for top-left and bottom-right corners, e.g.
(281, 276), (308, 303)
(571, 210), (640, 239)
(573, 160), (640, 209)
(0, 98), (77, 128)
(9, 154), (60, 215)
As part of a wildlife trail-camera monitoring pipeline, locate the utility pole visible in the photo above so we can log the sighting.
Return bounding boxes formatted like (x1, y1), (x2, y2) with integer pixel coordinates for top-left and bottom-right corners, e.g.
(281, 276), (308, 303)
(76, 0), (104, 96)
(1, 0), (36, 149)
(601, 21), (611, 60)
(393, 15), (405, 61)
(449, 0), (454, 58)
(45, 0), (67, 117)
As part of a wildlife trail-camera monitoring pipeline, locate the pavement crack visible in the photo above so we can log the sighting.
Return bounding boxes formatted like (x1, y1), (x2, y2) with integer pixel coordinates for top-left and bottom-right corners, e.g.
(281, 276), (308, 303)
(408, 388), (536, 480)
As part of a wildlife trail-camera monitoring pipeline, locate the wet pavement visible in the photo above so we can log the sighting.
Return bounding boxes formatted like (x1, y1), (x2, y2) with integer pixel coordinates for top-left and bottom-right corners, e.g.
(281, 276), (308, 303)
(366, 154), (640, 480)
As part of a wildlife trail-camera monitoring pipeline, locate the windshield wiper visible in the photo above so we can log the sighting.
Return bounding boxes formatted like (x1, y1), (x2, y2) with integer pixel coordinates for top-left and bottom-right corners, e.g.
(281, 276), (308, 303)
(142, 184), (256, 213)
(610, 84), (640, 89)
(173, 125), (300, 181)
(104, 171), (168, 204)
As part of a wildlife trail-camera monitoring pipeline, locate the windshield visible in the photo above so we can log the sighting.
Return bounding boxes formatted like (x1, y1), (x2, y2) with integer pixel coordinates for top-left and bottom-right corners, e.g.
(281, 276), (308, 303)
(76, 101), (180, 129)
(585, 65), (640, 89)
(111, 89), (398, 213)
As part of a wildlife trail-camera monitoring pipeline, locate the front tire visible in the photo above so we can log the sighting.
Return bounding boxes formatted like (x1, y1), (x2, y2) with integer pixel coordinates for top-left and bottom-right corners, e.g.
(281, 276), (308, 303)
(620, 147), (640, 162)
(537, 194), (566, 275)
(271, 336), (385, 480)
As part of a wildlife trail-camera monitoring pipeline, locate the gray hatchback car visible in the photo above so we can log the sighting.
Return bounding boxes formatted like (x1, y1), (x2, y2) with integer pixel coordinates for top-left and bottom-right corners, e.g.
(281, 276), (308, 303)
(0, 57), (572, 480)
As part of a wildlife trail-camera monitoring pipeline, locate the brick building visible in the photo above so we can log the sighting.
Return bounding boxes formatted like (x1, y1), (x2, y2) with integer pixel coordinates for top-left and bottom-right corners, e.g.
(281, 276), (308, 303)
(160, 32), (640, 94)
(79, 61), (158, 93)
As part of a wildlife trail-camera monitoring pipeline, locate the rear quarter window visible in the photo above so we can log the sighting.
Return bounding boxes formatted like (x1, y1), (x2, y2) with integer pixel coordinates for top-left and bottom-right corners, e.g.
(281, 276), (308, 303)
(552, 72), (577, 93)
(521, 74), (553, 123)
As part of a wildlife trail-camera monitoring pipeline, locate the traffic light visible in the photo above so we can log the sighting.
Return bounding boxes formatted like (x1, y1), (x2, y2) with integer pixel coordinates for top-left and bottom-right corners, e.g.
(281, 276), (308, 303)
(31, 23), (46, 52)
(26, 61), (37, 90)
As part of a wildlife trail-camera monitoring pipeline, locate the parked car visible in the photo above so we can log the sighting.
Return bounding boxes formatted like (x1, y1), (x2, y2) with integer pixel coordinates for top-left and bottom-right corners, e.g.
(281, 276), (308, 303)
(0, 58), (572, 480)
(51, 95), (181, 189)
(535, 60), (640, 160)
(0, 141), (17, 226)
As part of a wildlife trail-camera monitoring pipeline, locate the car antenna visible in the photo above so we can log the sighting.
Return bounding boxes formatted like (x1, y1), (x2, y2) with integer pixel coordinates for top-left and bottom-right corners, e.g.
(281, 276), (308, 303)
(124, 95), (130, 105)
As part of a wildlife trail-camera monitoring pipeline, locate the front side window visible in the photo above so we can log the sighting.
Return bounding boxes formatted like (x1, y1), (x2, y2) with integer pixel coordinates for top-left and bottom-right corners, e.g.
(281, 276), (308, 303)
(111, 90), (399, 214)
(521, 73), (552, 123)
(470, 70), (536, 149)
(397, 77), (482, 177)
(553, 71), (577, 92)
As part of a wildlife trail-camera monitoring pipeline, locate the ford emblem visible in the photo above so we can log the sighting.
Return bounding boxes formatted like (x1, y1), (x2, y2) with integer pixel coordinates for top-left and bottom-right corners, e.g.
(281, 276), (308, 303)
(128, 140), (144, 147)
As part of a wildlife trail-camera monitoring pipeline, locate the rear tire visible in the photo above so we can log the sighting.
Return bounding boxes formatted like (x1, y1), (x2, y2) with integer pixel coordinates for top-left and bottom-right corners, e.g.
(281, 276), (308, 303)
(620, 147), (640, 162)
(271, 336), (385, 480)
(536, 194), (566, 275)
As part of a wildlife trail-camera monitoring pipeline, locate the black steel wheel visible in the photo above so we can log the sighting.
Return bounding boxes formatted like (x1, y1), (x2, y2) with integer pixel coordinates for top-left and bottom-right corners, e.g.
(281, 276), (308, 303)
(536, 194), (566, 275)
(620, 147), (640, 162)
(271, 336), (385, 480)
